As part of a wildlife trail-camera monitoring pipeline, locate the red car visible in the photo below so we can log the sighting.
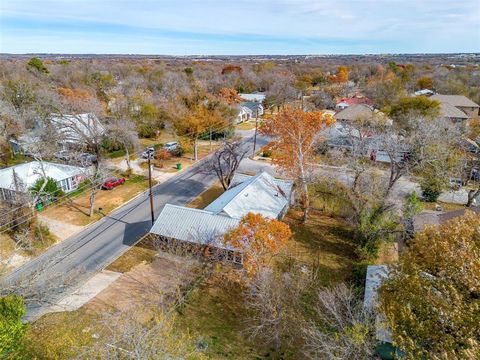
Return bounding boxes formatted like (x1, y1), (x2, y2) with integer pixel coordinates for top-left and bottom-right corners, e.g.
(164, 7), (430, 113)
(102, 177), (125, 190)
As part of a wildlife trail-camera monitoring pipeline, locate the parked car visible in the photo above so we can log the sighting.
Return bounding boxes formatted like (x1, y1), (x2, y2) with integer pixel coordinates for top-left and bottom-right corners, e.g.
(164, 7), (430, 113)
(102, 177), (125, 190)
(163, 141), (179, 152)
(77, 153), (97, 166)
(54, 150), (70, 161)
(141, 147), (155, 159)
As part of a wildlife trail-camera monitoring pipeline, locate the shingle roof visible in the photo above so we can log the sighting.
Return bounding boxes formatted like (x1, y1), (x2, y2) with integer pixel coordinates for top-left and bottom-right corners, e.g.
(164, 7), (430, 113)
(334, 104), (377, 121)
(0, 161), (84, 192)
(439, 102), (469, 119)
(431, 94), (479, 108)
(204, 172), (293, 219)
(150, 204), (239, 250)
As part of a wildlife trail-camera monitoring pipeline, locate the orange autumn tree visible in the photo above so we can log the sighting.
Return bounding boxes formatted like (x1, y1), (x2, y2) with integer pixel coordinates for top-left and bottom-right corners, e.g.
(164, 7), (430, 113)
(224, 213), (292, 277)
(218, 87), (241, 105)
(260, 107), (334, 222)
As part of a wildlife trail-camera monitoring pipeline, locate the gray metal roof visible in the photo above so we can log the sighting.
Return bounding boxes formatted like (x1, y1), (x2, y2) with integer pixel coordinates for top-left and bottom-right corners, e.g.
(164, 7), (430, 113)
(364, 265), (392, 343)
(241, 101), (262, 113)
(150, 204), (239, 250)
(205, 172), (293, 219)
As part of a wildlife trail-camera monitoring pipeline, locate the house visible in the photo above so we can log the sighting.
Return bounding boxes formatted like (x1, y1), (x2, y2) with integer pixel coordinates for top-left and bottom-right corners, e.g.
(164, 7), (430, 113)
(149, 171), (294, 263)
(241, 101), (264, 118)
(238, 92), (266, 103)
(334, 104), (389, 124)
(412, 207), (480, 233)
(430, 94), (480, 118)
(438, 102), (469, 123)
(335, 94), (373, 111)
(0, 161), (85, 203)
(234, 104), (253, 124)
(9, 113), (104, 155)
(364, 265), (398, 359)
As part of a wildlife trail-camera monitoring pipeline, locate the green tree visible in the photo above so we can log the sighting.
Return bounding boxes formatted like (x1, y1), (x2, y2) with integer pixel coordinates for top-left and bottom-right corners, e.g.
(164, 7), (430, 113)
(0, 295), (27, 358)
(29, 177), (63, 201)
(387, 96), (440, 126)
(415, 76), (434, 90)
(379, 212), (480, 359)
(26, 57), (48, 74)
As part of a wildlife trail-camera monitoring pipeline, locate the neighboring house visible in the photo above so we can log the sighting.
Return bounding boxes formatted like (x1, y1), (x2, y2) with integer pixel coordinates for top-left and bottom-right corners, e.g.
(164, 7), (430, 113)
(241, 101), (264, 118)
(334, 104), (389, 123)
(438, 102), (469, 123)
(9, 113), (104, 155)
(414, 89), (435, 97)
(364, 265), (398, 359)
(238, 92), (266, 103)
(234, 104), (253, 124)
(335, 94), (373, 110)
(149, 171), (294, 263)
(430, 94), (480, 118)
(412, 207), (480, 233)
(0, 161), (85, 203)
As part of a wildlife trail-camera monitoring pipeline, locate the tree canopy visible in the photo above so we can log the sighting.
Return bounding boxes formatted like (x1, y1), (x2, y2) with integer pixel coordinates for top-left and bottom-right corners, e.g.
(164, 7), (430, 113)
(379, 212), (480, 359)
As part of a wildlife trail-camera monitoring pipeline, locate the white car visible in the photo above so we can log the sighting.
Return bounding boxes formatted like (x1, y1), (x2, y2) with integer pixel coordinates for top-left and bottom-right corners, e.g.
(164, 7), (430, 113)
(141, 147), (155, 159)
(163, 141), (179, 152)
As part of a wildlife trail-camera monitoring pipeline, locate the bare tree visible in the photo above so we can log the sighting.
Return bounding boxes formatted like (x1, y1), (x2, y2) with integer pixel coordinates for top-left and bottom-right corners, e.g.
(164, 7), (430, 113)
(107, 115), (140, 171)
(303, 283), (376, 360)
(208, 140), (247, 190)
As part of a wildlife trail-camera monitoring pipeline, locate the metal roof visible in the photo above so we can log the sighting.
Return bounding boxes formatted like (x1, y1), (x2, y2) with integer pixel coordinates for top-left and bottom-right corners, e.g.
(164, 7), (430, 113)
(150, 204), (240, 250)
(238, 93), (266, 103)
(205, 172), (293, 219)
(0, 161), (85, 192)
(364, 265), (392, 343)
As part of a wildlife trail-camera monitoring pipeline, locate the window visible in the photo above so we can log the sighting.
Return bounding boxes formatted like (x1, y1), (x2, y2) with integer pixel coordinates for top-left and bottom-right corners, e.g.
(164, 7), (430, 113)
(58, 179), (70, 192)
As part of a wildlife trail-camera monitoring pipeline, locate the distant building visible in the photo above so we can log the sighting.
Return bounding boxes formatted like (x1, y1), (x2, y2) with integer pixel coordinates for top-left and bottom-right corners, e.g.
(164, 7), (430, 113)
(0, 161), (85, 203)
(149, 171), (294, 263)
(240, 101), (264, 118)
(335, 94), (373, 110)
(334, 104), (389, 123)
(238, 92), (266, 103)
(430, 94), (480, 118)
(234, 104), (253, 123)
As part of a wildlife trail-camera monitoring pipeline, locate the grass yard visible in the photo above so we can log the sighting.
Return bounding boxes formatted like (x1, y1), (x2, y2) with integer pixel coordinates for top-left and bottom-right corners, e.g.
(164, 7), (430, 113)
(175, 209), (359, 358)
(235, 121), (257, 131)
(106, 236), (157, 273)
(40, 175), (150, 226)
(187, 181), (225, 209)
(421, 200), (465, 212)
(175, 272), (263, 359)
(25, 308), (101, 359)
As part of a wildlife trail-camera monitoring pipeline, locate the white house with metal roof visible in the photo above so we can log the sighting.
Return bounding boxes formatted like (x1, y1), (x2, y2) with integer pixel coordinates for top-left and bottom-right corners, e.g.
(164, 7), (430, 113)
(238, 92), (266, 103)
(0, 161), (85, 202)
(149, 171), (294, 263)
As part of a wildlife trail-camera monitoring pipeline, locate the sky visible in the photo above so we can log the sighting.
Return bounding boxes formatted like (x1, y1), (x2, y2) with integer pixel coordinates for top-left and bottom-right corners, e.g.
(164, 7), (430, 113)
(0, 0), (479, 55)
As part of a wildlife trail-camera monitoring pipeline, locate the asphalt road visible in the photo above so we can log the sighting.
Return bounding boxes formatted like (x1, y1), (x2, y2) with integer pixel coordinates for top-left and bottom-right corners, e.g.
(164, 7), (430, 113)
(5, 133), (269, 319)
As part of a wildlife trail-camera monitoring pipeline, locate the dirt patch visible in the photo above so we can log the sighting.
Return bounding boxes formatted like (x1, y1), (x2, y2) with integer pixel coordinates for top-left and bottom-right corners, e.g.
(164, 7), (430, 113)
(187, 181), (225, 209)
(86, 252), (202, 323)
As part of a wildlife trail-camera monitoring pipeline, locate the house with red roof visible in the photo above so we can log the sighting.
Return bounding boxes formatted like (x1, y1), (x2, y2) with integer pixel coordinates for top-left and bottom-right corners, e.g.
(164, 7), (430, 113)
(335, 93), (373, 111)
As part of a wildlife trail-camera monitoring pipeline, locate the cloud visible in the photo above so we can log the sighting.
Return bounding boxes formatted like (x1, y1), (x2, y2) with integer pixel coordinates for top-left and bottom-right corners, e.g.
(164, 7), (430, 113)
(1, 0), (479, 54)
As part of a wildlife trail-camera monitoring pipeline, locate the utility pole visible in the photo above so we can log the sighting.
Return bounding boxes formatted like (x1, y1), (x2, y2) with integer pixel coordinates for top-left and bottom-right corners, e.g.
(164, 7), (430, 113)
(147, 154), (155, 225)
(253, 108), (259, 155)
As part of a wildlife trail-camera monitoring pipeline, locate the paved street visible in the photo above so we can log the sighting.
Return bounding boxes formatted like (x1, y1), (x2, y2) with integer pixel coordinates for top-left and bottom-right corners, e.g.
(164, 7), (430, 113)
(5, 132), (269, 320)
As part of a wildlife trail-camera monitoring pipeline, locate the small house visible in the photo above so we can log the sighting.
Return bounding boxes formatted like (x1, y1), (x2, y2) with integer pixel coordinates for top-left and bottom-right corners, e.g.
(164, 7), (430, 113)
(0, 161), (85, 203)
(149, 171), (294, 263)
(430, 94), (480, 118)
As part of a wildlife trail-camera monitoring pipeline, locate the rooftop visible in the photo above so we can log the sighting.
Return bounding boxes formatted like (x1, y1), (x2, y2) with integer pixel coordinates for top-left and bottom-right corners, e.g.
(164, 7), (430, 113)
(204, 172), (293, 219)
(0, 161), (85, 191)
(430, 94), (479, 108)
